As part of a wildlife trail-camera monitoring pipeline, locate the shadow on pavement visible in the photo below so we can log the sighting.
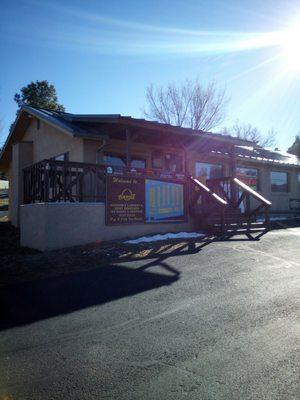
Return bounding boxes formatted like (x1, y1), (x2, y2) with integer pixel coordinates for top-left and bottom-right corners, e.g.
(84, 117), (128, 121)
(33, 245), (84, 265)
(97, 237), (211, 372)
(0, 233), (269, 330)
(0, 237), (217, 331)
(2, 220), (298, 331)
(0, 262), (179, 331)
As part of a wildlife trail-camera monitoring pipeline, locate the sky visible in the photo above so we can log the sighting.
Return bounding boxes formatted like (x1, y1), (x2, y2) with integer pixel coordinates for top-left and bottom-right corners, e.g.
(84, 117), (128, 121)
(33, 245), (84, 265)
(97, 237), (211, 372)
(1, 0), (300, 150)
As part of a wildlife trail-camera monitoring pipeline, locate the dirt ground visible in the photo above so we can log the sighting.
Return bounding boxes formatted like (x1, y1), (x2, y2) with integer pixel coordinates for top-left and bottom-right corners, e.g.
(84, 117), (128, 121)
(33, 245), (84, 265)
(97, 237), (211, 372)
(1, 219), (300, 288)
(0, 221), (201, 287)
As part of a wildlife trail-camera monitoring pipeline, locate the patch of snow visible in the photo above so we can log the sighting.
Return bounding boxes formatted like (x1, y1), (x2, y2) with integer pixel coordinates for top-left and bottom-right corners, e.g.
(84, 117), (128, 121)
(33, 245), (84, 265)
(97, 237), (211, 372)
(125, 232), (205, 244)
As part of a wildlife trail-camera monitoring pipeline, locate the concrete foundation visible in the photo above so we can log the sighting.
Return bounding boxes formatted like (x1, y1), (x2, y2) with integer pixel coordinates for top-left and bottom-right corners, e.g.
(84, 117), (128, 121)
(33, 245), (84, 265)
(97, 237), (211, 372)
(20, 202), (195, 251)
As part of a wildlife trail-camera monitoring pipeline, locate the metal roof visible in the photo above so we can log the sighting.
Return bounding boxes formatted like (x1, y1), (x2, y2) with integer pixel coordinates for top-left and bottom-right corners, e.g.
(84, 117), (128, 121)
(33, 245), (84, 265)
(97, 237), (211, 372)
(1, 105), (300, 170)
(210, 145), (300, 167)
(31, 106), (254, 146)
(21, 106), (109, 139)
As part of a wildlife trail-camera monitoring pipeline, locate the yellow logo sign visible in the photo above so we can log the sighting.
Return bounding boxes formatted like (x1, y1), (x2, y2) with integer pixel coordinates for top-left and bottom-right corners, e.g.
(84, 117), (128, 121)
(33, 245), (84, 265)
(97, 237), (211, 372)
(118, 188), (136, 201)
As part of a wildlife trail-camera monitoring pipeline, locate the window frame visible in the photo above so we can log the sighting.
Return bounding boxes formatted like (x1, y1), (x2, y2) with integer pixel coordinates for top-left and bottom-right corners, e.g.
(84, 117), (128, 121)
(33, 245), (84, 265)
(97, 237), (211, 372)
(236, 166), (260, 191)
(195, 161), (224, 180)
(51, 152), (69, 162)
(101, 152), (147, 169)
(151, 151), (183, 173)
(270, 171), (289, 193)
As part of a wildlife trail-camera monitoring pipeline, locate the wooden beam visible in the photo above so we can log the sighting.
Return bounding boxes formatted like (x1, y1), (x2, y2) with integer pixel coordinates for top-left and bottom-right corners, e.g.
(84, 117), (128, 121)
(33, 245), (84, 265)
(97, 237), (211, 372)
(230, 145), (237, 176)
(126, 128), (131, 167)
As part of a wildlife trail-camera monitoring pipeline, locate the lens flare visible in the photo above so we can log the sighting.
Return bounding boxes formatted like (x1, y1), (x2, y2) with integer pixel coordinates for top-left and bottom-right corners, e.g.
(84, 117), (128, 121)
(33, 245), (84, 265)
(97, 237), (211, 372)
(281, 24), (300, 73)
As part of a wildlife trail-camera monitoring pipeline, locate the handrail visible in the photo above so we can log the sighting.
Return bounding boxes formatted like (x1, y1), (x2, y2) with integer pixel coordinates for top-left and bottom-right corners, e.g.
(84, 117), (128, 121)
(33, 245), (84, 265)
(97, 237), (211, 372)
(23, 159), (189, 204)
(233, 178), (272, 206)
(190, 177), (228, 206)
(23, 159), (107, 172)
(23, 159), (107, 204)
(23, 159), (188, 181)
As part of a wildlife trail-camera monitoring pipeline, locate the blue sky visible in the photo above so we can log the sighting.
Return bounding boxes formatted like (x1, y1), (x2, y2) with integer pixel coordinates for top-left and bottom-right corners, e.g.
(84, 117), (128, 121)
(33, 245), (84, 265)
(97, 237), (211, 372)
(1, 0), (300, 150)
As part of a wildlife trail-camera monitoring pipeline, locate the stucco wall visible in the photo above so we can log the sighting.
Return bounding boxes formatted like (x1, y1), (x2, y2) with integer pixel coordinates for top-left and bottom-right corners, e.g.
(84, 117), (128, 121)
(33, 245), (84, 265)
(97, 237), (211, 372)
(7, 165), (12, 221)
(10, 142), (33, 226)
(23, 119), (84, 163)
(20, 203), (195, 251)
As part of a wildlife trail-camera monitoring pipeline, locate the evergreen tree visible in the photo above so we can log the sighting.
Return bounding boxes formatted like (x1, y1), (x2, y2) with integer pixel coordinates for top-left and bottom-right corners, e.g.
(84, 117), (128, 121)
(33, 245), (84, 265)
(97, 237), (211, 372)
(14, 80), (65, 112)
(287, 135), (300, 157)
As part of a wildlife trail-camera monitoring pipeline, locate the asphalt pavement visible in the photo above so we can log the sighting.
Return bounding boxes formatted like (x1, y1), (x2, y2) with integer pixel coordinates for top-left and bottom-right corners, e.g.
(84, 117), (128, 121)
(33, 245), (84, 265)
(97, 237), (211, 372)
(0, 227), (299, 399)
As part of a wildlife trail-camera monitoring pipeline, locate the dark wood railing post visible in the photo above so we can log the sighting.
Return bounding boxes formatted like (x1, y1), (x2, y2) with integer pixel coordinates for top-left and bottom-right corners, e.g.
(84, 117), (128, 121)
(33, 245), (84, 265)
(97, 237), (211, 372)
(230, 177), (237, 207)
(245, 193), (250, 215)
(265, 206), (270, 230)
(44, 161), (49, 202)
(221, 206), (225, 235)
(246, 193), (251, 232)
(126, 128), (131, 167)
(23, 169), (27, 204)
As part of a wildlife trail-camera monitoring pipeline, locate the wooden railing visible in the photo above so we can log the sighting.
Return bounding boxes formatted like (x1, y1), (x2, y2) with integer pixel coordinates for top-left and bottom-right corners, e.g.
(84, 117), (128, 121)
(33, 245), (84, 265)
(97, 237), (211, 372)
(207, 176), (272, 229)
(23, 159), (107, 203)
(190, 177), (227, 207)
(189, 177), (228, 229)
(23, 160), (188, 204)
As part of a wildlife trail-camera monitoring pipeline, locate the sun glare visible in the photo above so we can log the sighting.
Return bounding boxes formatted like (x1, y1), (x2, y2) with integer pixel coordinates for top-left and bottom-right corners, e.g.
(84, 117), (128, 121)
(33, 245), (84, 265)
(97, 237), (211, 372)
(282, 24), (300, 73)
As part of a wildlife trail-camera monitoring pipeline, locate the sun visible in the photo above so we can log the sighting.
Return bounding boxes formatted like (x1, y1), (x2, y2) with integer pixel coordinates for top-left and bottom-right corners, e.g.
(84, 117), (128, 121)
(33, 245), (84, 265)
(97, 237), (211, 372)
(281, 24), (300, 73)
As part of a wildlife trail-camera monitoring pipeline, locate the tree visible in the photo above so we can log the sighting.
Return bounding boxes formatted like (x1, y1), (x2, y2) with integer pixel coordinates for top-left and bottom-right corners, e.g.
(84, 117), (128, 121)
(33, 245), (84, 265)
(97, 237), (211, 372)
(223, 120), (276, 147)
(14, 80), (65, 112)
(144, 80), (228, 131)
(0, 113), (6, 179)
(287, 134), (300, 157)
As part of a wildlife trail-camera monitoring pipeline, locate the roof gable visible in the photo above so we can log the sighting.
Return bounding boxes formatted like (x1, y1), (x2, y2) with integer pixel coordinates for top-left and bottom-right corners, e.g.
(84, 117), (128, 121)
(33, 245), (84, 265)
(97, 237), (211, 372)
(0, 106), (108, 169)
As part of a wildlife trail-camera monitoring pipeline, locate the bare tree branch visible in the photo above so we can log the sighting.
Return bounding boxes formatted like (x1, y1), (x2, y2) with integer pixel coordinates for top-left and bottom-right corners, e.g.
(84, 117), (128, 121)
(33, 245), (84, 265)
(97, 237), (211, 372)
(144, 79), (229, 131)
(223, 120), (277, 147)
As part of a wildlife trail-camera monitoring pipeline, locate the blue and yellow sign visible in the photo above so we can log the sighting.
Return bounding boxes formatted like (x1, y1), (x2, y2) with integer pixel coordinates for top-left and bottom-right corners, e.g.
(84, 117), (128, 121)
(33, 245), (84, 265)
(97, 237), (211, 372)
(145, 179), (184, 222)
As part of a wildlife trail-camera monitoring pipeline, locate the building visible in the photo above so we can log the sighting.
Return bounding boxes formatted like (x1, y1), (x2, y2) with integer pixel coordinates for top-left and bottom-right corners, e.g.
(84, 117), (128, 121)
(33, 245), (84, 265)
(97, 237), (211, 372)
(0, 105), (299, 250)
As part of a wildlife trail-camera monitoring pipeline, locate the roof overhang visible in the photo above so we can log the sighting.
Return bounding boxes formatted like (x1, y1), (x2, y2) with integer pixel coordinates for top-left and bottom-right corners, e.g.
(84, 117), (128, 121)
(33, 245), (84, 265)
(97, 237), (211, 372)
(79, 115), (254, 146)
(0, 106), (259, 172)
(0, 106), (108, 171)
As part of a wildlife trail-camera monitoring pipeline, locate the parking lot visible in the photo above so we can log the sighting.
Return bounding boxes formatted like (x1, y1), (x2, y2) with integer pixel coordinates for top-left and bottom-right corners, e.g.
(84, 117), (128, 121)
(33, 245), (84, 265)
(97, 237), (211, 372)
(0, 226), (299, 399)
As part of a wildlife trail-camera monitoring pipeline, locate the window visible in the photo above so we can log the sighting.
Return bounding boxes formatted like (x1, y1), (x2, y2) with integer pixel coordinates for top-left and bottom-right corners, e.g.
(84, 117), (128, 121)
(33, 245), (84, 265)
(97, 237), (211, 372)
(236, 167), (259, 190)
(152, 151), (164, 169)
(103, 154), (126, 167)
(195, 162), (223, 180)
(131, 158), (146, 169)
(271, 171), (288, 192)
(102, 153), (146, 169)
(52, 152), (69, 162)
(152, 152), (183, 172)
